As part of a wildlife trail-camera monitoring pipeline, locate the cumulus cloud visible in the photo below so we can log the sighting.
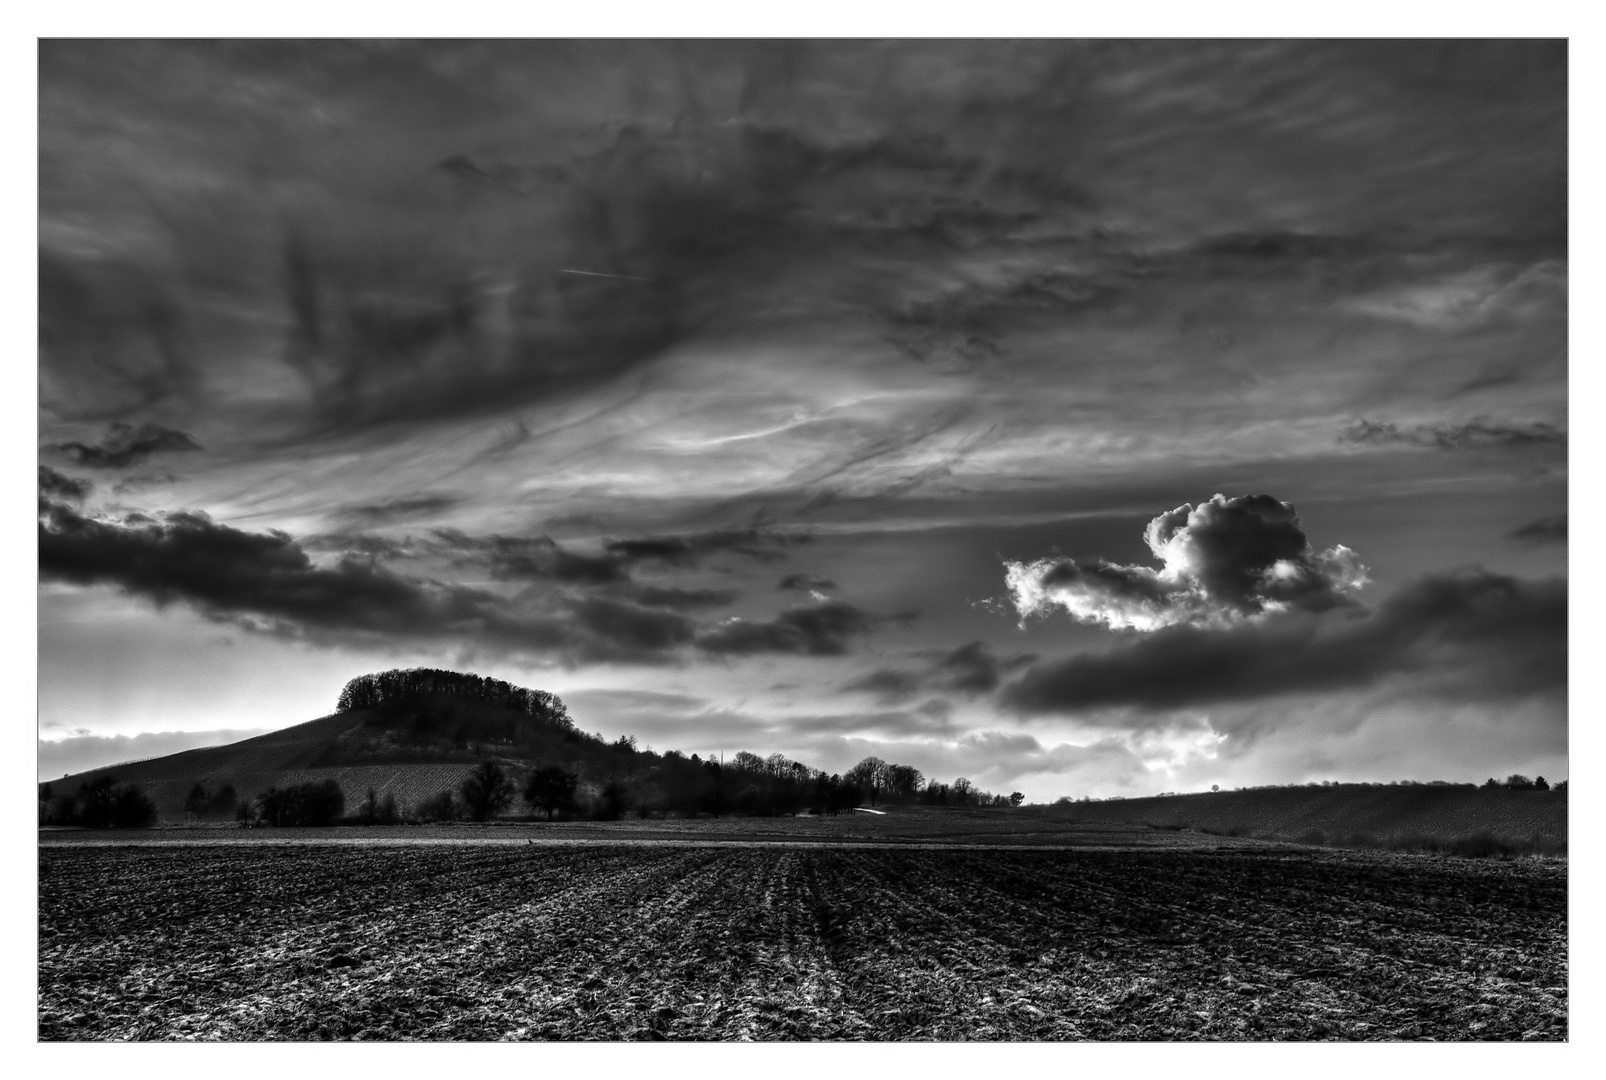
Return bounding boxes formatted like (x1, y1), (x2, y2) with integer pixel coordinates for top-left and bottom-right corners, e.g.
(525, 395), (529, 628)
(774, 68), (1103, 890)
(1002, 569), (1564, 715)
(1005, 494), (1367, 631)
(45, 422), (201, 469)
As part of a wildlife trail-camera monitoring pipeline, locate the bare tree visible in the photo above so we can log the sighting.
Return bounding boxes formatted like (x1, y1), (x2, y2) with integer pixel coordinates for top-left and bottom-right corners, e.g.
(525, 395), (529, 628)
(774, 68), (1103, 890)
(525, 766), (579, 821)
(459, 761), (516, 821)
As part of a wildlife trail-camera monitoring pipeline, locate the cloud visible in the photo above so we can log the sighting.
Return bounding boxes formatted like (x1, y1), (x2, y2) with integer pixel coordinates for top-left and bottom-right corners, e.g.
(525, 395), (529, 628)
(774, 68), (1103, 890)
(1510, 514), (1566, 545)
(436, 530), (631, 586)
(1002, 569), (1565, 715)
(37, 500), (874, 664)
(35, 500), (715, 664)
(1005, 494), (1367, 631)
(1341, 417), (1565, 451)
(430, 527), (793, 613)
(695, 600), (875, 656)
(38, 255), (200, 420)
(45, 422), (201, 469)
(846, 640), (1034, 704)
(604, 528), (802, 567)
(336, 494), (463, 526)
(778, 573), (836, 593)
(842, 667), (923, 703)
(38, 466), (91, 503)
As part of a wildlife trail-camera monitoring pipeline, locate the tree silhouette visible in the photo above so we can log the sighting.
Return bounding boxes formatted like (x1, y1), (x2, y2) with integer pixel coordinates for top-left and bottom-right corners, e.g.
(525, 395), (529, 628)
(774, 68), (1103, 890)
(336, 668), (569, 727)
(525, 766), (579, 821)
(459, 761), (517, 821)
(251, 779), (344, 826)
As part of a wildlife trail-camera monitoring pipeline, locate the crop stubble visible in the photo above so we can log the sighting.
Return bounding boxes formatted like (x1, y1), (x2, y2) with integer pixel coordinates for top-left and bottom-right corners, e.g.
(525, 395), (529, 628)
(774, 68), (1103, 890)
(37, 844), (1565, 1041)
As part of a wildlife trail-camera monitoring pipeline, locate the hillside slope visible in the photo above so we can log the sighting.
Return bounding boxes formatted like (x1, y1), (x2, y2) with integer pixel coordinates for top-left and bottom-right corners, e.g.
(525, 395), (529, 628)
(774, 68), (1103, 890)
(42, 670), (604, 821)
(1038, 784), (1566, 851)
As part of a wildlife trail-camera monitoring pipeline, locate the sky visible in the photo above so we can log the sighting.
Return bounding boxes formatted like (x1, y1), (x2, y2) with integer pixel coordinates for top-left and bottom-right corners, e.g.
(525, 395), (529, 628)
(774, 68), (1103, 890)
(36, 40), (1567, 798)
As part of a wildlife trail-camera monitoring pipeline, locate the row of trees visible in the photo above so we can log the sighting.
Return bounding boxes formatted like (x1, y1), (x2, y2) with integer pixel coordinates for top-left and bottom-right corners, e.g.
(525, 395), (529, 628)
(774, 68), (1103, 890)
(841, 756), (1023, 808)
(335, 668), (569, 726)
(38, 777), (157, 828)
(240, 779), (346, 827)
(1483, 775), (1562, 791)
(184, 783), (238, 819)
(411, 754), (1023, 824)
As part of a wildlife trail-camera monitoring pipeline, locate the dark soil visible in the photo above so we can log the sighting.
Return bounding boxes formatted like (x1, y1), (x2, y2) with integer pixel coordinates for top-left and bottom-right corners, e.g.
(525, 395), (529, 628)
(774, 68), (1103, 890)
(37, 843), (1566, 1041)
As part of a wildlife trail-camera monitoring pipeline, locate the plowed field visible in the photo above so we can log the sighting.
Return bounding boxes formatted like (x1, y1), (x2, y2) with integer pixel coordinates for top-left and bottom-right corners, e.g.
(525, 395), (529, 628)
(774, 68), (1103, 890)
(37, 843), (1566, 1041)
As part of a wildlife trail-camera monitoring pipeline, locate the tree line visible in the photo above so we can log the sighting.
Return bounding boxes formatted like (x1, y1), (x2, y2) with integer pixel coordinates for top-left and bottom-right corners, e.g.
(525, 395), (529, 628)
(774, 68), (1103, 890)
(221, 751), (1027, 828)
(38, 776), (157, 828)
(1483, 774), (1561, 791)
(335, 668), (570, 727)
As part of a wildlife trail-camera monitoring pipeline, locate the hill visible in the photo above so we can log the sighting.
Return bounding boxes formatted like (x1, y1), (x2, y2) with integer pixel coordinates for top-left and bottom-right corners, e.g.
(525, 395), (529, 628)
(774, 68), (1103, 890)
(40, 669), (645, 822)
(1037, 784), (1567, 855)
(39, 668), (887, 823)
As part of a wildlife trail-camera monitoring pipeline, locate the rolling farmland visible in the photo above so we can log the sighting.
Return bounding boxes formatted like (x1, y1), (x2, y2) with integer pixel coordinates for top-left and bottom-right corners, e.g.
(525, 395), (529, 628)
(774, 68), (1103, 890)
(38, 839), (1566, 1041)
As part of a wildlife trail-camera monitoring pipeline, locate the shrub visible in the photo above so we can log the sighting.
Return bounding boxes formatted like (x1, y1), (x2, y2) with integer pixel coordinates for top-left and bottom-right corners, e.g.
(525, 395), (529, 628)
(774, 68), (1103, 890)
(525, 766), (579, 821)
(112, 785), (158, 828)
(251, 779), (345, 827)
(53, 776), (156, 828)
(459, 761), (517, 821)
(357, 787), (400, 825)
(417, 789), (460, 822)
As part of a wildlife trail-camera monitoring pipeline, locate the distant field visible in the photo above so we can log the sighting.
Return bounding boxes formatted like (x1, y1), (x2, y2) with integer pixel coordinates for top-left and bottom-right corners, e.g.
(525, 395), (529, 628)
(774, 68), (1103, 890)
(39, 841), (1565, 1041)
(1039, 785), (1567, 856)
(37, 809), (1281, 850)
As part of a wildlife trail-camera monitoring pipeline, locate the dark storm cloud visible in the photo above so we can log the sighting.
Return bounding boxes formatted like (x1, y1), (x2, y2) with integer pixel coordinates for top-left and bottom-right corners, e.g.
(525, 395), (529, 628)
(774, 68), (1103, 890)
(1003, 569), (1565, 715)
(778, 573), (836, 593)
(45, 422), (200, 469)
(625, 585), (740, 611)
(1510, 515), (1567, 544)
(1006, 494), (1366, 631)
(38, 466), (91, 503)
(435, 530), (630, 586)
(934, 641), (1036, 695)
(847, 641), (1036, 705)
(1341, 417), (1566, 452)
(433, 526), (803, 589)
(34, 502), (728, 664)
(566, 596), (696, 653)
(842, 668), (923, 704)
(604, 528), (800, 566)
(695, 601), (875, 657)
(38, 500), (557, 646)
(299, 531), (415, 560)
(38, 500), (878, 663)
